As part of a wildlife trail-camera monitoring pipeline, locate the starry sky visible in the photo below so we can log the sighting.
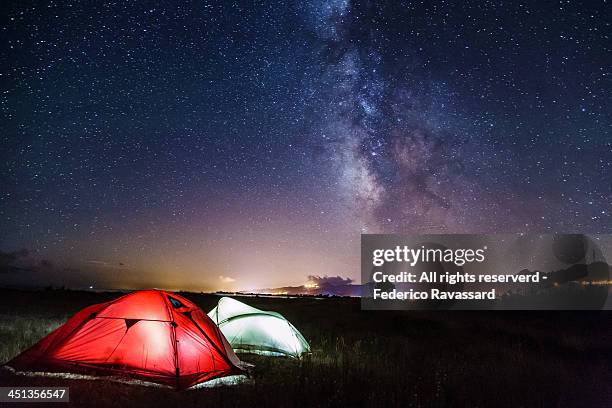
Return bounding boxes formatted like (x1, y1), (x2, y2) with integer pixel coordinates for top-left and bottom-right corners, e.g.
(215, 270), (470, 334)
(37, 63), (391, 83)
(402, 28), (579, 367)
(1, 1), (610, 291)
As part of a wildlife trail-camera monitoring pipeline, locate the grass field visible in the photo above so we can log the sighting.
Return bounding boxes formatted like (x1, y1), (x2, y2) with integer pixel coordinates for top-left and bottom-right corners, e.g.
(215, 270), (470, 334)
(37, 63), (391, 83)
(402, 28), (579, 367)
(0, 288), (610, 407)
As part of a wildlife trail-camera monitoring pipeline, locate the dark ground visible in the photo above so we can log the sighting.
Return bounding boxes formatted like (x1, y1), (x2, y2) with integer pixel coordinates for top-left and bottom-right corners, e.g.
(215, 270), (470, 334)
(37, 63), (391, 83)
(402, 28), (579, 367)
(0, 288), (610, 407)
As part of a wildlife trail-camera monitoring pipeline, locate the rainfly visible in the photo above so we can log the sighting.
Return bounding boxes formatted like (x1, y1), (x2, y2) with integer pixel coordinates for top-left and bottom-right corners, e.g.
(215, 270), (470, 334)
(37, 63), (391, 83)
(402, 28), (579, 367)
(208, 297), (310, 358)
(7, 290), (246, 389)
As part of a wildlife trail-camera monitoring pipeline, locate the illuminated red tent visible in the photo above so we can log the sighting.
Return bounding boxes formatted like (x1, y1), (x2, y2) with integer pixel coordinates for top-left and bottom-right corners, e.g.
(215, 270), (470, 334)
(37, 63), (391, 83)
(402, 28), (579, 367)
(7, 290), (245, 389)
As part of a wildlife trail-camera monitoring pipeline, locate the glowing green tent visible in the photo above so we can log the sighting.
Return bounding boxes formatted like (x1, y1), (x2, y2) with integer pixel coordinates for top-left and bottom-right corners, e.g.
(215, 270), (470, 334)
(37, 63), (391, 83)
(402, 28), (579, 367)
(208, 297), (310, 358)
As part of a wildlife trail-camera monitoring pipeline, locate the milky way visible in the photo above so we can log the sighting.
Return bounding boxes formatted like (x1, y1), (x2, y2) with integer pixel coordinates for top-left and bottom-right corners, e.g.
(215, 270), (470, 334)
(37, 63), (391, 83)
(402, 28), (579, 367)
(304, 1), (609, 234)
(1, 1), (610, 290)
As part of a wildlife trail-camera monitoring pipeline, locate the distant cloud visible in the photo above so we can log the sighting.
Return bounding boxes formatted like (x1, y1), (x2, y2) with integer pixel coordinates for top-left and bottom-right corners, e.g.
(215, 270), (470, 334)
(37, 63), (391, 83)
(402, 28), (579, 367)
(87, 260), (127, 269)
(254, 275), (360, 296)
(219, 275), (236, 283)
(306, 275), (356, 295)
(0, 249), (30, 273)
(0, 249), (63, 275)
(307, 275), (353, 287)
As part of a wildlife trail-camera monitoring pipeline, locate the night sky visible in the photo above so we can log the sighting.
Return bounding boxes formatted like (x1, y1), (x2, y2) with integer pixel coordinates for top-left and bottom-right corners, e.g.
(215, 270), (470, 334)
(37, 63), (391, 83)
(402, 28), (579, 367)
(1, 1), (610, 291)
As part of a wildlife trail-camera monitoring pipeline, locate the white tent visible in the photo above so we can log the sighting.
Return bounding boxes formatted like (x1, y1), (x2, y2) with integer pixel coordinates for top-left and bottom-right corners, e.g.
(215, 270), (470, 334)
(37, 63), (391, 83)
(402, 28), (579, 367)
(208, 297), (310, 358)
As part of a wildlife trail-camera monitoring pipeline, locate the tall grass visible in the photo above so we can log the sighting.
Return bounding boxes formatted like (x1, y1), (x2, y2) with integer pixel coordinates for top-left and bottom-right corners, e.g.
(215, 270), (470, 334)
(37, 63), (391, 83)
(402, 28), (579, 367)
(0, 315), (65, 364)
(0, 289), (610, 407)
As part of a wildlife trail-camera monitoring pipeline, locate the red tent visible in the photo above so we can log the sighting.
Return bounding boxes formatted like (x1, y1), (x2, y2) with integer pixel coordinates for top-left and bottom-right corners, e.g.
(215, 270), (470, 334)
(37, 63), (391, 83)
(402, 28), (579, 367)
(7, 290), (245, 389)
